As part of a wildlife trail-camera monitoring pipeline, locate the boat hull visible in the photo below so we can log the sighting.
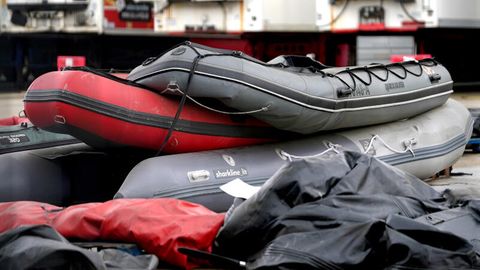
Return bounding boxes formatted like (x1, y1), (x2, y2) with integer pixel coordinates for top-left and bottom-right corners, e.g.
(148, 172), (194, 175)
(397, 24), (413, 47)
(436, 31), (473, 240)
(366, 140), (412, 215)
(115, 99), (472, 212)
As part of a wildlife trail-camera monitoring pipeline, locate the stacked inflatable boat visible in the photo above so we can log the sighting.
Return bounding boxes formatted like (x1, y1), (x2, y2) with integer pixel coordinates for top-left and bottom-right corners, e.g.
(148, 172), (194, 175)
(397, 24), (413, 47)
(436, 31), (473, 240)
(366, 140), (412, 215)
(127, 42), (453, 134)
(24, 68), (283, 154)
(3, 40), (479, 270)
(116, 99), (472, 212)
(19, 42), (471, 211)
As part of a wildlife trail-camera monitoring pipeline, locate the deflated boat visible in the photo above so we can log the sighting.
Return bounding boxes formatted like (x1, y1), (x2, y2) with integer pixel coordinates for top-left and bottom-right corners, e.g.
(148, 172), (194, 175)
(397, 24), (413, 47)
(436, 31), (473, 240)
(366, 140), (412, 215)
(128, 42), (453, 134)
(115, 99), (472, 212)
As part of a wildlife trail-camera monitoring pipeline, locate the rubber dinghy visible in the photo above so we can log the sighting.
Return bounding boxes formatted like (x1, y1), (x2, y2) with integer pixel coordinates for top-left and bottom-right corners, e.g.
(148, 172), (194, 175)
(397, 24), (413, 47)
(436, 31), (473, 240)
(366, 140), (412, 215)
(24, 68), (287, 154)
(115, 99), (473, 212)
(127, 42), (453, 134)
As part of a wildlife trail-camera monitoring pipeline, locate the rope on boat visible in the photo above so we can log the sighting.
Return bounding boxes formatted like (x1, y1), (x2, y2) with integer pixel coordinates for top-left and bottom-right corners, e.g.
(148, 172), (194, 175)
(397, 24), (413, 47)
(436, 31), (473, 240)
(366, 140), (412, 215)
(277, 142), (341, 162)
(363, 135), (417, 157)
(154, 42), (205, 156)
(182, 92), (270, 115)
(277, 135), (417, 162)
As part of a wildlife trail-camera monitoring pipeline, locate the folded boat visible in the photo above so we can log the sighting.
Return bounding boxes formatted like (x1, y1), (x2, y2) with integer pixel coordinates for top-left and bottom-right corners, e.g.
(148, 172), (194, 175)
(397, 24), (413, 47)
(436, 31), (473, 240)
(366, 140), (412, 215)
(115, 99), (472, 212)
(127, 42), (453, 134)
(24, 68), (285, 154)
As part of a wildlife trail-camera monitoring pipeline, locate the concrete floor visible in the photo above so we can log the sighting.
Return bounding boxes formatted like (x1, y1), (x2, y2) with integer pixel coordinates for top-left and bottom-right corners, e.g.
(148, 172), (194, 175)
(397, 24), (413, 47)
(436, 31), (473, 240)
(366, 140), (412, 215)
(0, 91), (25, 118)
(451, 92), (480, 109)
(1, 90), (479, 191)
(429, 151), (480, 196)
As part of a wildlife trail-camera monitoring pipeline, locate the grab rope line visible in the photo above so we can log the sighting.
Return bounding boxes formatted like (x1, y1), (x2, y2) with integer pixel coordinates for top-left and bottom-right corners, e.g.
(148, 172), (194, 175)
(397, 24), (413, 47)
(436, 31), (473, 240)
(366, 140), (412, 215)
(277, 143), (341, 162)
(277, 134), (416, 162)
(323, 59), (433, 93)
(363, 135), (417, 157)
(181, 91), (270, 115)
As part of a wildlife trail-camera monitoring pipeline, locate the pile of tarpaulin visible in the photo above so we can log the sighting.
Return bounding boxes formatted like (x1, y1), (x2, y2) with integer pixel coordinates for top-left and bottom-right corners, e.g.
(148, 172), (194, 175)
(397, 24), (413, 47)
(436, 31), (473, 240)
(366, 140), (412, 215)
(2, 151), (480, 269)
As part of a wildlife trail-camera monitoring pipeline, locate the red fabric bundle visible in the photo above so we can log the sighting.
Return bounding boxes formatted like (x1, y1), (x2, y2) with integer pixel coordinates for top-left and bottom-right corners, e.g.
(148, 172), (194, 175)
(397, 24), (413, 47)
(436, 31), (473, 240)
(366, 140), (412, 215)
(0, 199), (225, 269)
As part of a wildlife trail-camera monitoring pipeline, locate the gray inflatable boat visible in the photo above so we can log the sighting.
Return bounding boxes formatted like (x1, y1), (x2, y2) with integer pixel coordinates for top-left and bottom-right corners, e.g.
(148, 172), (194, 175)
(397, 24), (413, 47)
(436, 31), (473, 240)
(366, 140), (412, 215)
(128, 42), (453, 134)
(115, 99), (472, 212)
(0, 121), (78, 155)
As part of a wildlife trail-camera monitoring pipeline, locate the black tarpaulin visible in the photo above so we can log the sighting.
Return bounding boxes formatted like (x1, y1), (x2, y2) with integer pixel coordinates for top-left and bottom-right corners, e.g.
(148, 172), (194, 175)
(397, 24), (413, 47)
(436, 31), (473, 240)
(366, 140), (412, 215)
(214, 151), (480, 269)
(0, 225), (159, 270)
(0, 225), (105, 270)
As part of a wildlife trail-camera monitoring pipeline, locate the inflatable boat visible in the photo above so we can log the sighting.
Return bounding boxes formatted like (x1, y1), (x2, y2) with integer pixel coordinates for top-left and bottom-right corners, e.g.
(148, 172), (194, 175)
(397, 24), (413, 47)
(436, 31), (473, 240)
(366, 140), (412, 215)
(24, 68), (286, 154)
(115, 99), (472, 212)
(128, 42), (453, 134)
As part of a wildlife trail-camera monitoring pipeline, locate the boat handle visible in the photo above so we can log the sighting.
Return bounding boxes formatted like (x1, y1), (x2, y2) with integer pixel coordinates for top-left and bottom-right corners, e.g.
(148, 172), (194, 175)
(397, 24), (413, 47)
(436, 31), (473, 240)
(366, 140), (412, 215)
(174, 88), (270, 115)
(363, 135), (417, 157)
(187, 170), (210, 182)
(18, 110), (26, 118)
(54, 115), (66, 125)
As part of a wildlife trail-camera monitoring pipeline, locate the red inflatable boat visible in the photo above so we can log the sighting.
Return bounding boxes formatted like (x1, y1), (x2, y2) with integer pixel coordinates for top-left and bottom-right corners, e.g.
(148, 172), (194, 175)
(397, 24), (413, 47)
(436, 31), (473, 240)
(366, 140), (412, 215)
(24, 68), (283, 153)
